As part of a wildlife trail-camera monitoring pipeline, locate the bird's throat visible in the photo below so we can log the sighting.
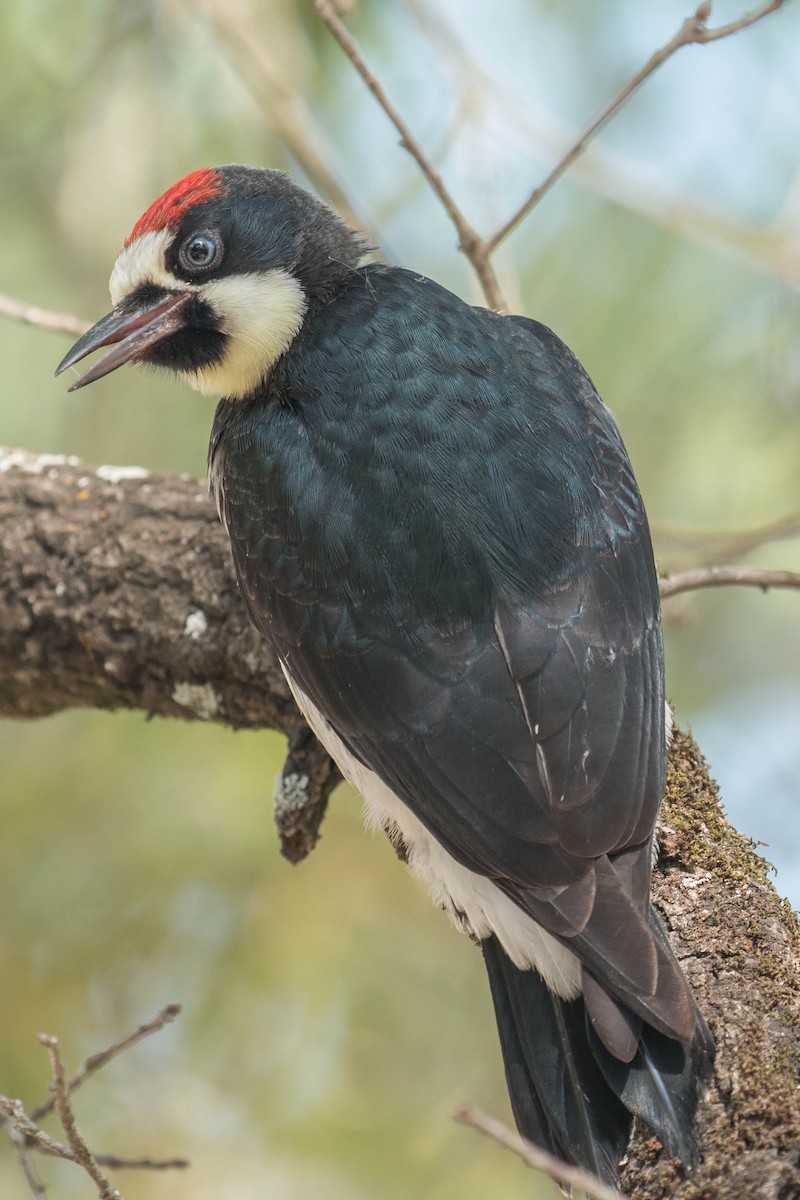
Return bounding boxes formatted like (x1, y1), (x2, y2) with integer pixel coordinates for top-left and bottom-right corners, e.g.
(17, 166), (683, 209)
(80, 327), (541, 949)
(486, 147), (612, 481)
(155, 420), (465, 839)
(180, 269), (308, 399)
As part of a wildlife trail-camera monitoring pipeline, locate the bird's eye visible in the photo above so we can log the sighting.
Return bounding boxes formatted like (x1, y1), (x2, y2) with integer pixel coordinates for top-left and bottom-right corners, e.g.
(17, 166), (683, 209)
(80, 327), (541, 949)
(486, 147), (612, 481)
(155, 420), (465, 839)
(178, 231), (223, 273)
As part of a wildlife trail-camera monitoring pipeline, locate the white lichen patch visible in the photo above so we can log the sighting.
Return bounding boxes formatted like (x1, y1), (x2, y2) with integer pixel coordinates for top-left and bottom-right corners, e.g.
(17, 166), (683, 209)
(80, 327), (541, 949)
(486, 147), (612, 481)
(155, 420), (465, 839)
(95, 464), (150, 484)
(172, 681), (219, 720)
(0, 448), (81, 474)
(183, 610), (208, 640)
(274, 772), (310, 812)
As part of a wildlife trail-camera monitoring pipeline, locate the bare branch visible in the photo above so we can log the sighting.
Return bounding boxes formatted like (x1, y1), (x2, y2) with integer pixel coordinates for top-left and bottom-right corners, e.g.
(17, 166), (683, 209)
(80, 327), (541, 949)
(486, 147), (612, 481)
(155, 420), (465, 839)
(487, 1), (785, 251)
(691, 0), (784, 42)
(660, 564), (800, 598)
(93, 1153), (188, 1172)
(454, 1105), (626, 1200)
(2, 1095), (188, 1181)
(31, 1003), (181, 1123)
(30, 1140), (188, 1172)
(0, 291), (88, 338)
(2, 1116), (48, 1200)
(275, 725), (342, 864)
(0, 1098), (77, 1166)
(0, 447), (337, 861)
(2, 1009), (192, 1193)
(38, 1034), (121, 1200)
(506, 106), (800, 287)
(407, 0), (800, 287)
(312, 0), (507, 310)
(316, 1), (786, 309)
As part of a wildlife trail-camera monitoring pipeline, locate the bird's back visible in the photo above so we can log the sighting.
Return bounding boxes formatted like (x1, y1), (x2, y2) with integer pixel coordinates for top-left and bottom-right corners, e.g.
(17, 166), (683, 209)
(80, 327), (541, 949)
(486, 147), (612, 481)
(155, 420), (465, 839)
(211, 265), (644, 622)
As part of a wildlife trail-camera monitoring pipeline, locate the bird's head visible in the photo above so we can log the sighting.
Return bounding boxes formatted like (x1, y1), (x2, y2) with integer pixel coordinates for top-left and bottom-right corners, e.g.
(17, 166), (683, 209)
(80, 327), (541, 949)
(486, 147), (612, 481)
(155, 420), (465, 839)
(56, 164), (368, 399)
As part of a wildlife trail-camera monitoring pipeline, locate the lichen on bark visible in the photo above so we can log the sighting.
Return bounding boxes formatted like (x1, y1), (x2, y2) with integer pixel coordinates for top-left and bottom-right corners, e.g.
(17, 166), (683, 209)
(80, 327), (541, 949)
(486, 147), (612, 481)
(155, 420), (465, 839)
(623, 729), (800, 1199)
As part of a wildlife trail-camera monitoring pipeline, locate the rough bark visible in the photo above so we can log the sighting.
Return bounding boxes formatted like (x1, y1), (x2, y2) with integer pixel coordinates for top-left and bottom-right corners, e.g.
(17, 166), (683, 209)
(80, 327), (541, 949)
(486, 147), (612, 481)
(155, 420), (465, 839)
(1, 447), (798, 1196)
(624, 731), (800, 1200)
(0, 447), (340, 860)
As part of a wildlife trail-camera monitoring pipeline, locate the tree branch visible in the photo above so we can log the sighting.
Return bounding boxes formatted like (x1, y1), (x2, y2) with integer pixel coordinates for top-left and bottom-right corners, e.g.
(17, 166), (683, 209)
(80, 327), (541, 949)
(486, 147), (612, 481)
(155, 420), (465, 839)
(659, 564), (800, 598)
(0, 1100), (80, 1174)
(38, 1034), (121, 1200)
(312, 0), (508, 310)
(1, 1009), (189, 1198)
(30, 1003), (181, 1124)
(456, 732), (800, 1199)
(486, 1), (785, 252)
(404, 0), (800, 287)
(454, 1105), (626, 1200)
(2, 452), (799, 1194)
(0, 291), (88, 337)
(3, 1116), (47, 1200)
(622, 731), (800, 1198)
(0, 446), (337, 862)
(690, 0), (784, 42)
(314, 1), (785, 309)
(2, 447), (797, 867)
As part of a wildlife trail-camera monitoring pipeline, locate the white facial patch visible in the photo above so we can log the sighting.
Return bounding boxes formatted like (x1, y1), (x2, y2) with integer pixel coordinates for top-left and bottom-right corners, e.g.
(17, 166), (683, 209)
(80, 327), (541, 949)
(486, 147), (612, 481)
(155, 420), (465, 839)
(109, 229), (181, 305)
(181, 271), (307, 400)
(109, 232), (308, 400)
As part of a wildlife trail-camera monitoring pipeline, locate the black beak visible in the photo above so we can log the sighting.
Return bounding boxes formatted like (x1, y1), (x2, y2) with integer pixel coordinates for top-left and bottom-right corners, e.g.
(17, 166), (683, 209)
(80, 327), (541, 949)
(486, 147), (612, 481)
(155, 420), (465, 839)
(55, 292), (192, 391)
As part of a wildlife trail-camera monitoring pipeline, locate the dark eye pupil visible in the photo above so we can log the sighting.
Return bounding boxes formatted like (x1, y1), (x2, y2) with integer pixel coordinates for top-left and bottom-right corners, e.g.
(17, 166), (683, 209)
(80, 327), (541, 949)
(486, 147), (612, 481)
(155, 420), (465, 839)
(187, 236), (215, 265)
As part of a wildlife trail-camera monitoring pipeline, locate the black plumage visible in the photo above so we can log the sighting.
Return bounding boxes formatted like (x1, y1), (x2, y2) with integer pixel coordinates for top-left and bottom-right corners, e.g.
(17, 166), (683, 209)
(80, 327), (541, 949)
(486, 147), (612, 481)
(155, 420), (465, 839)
(209, 263), (712, 1183)
(57, 166), (714, 1188)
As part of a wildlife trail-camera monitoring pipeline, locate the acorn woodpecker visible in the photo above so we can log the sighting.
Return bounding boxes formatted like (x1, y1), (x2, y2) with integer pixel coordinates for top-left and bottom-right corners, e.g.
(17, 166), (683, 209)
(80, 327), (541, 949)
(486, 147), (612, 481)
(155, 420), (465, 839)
(57, 164), (713, 1186)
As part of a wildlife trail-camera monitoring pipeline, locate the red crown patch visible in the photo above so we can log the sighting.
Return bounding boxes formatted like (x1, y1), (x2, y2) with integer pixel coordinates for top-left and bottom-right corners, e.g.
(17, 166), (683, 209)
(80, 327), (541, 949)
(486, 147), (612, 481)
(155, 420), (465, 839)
(125, 168), (225, 246)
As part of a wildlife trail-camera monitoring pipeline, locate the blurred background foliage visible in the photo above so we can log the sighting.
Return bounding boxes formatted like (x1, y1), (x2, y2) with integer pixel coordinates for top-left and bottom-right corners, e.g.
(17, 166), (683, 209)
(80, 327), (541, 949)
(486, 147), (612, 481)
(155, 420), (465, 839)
(1, 1), (798, 1197)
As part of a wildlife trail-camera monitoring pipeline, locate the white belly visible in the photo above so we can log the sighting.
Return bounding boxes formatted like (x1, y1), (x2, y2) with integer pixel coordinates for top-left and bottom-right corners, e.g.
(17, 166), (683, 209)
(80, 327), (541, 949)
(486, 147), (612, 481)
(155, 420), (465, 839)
(281, 665), (582, 1000)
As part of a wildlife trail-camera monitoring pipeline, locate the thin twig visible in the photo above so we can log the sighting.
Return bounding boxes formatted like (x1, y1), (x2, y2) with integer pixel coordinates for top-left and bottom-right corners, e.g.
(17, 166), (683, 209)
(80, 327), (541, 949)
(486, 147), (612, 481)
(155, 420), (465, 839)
(659, 564), (800, 598)
(0, 291), (88, 337)
(0, 1097), (77, 1165)
(2, 1115), (48, 1200)
(317, 2), (784, 310)
(691, 0), (784, 41)
(31, 1002), (181, 1123)
(505, 102), (800, 286)
(407, 0), (800, 286)
(38, 1035), (121, 1200)
(95, 1153), (188, 1171)
(313, 0), (507, 309)
(29, 1137), (188, 1172)
(454, 1105), (626, 1200)
(2, 1099), (187, 1175)
(487, 1), (785, 251)
(1, 1008), (188, 1193)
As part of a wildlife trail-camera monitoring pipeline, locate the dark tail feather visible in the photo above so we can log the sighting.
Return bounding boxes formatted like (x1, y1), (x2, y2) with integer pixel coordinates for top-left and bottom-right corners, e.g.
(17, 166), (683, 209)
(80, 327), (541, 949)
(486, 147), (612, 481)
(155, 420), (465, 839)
(588, 1006), (715, 1168)
(597, 903), (716, 1165)
(482, 935), (714, 1187)
(482, 935), (630, 1188)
